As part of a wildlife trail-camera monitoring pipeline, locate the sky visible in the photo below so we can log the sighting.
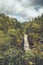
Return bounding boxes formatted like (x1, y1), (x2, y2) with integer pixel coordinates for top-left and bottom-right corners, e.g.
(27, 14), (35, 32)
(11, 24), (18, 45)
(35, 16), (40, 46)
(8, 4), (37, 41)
(0, 0), (43, 22)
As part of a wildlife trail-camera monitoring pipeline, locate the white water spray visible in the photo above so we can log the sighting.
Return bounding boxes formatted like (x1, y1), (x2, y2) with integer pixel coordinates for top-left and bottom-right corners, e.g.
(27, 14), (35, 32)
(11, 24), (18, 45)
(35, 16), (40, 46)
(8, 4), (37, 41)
(24, 34), (30, 51)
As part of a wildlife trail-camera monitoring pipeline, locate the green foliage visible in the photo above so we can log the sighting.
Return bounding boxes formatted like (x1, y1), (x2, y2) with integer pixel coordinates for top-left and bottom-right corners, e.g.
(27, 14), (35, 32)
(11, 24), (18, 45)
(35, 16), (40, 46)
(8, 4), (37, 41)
(0, 13), (43, 65)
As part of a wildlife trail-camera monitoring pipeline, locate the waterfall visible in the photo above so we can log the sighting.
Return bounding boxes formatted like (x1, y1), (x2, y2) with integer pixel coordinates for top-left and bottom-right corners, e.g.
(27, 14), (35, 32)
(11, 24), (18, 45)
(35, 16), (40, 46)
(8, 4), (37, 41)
(24, 34), (30, 51)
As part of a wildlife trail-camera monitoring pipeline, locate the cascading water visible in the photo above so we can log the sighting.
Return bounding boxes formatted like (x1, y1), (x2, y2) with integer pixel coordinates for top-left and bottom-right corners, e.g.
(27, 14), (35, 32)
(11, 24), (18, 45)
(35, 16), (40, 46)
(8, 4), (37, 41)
(24, 34), (30, 51)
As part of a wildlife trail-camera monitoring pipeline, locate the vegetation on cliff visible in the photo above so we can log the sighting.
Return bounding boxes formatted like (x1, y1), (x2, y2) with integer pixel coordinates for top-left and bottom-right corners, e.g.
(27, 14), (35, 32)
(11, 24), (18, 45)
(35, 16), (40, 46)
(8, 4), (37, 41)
(0, 13), (43, 65)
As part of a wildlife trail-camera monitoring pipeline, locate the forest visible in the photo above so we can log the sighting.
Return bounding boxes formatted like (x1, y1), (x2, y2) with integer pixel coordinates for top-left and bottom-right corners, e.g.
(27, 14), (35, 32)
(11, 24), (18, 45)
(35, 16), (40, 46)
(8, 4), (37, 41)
(0, 13), (43, 65)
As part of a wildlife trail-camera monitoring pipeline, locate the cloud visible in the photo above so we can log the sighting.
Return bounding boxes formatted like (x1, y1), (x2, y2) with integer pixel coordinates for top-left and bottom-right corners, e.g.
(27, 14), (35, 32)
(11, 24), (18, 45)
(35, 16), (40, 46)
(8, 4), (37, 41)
(31, 0), (43, 6)
(21, 0), (43, 7)
(0, 0), (43, 22)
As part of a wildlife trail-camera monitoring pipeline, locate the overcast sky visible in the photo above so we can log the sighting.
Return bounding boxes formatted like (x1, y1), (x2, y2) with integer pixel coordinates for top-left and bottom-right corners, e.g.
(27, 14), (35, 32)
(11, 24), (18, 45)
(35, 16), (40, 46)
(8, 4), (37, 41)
(0, 0), (43, 22)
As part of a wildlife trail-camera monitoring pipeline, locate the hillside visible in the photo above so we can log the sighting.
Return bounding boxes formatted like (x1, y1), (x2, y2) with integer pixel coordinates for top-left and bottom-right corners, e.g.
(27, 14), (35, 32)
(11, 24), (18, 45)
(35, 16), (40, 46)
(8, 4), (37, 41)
(24, 14), (43, 47)
(0, 13), (43, 65)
